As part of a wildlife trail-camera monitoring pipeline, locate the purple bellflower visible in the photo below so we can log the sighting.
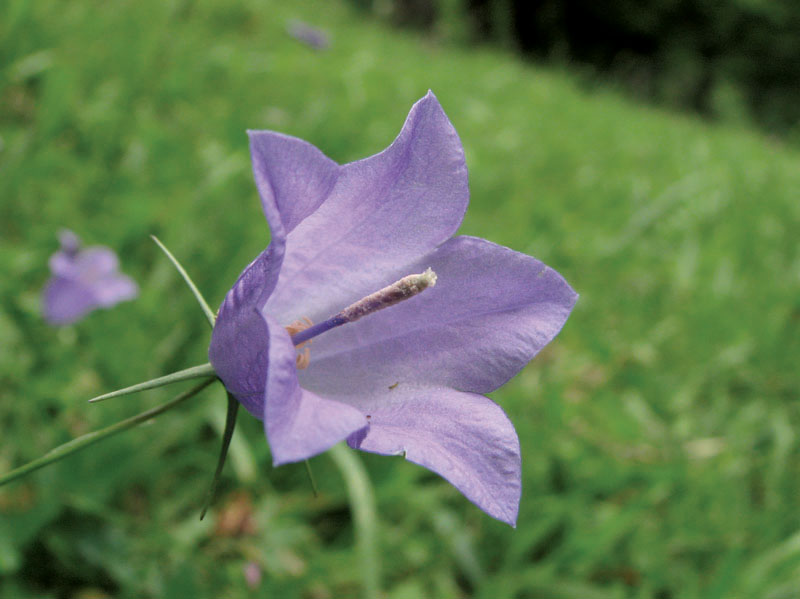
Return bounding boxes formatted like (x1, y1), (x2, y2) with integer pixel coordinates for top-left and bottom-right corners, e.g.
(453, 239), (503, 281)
(208, 92), (577, 525)
(43, 230), (139, 326)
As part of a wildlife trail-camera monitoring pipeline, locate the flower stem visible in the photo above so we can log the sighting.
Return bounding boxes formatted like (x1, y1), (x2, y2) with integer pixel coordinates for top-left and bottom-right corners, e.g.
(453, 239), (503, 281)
(151, 235), (216, 327)
(88, 363), (217, 403)
(0, 378), (216, 488)
(329, 443), (380, 599)
(199, 391), (239, 520)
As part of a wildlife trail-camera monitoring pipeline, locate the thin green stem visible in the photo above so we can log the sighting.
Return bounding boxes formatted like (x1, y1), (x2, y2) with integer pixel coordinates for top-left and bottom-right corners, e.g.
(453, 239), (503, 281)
(0, 379), (216, 488)
(151, 235), (216, 327)
(88, 363), (217, 403)
(199, 391), (240, 520)
(329, 443), (380, 599)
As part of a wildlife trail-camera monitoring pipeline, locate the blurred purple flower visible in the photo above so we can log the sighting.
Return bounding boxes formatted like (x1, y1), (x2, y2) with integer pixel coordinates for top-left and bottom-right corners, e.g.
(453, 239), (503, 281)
(43, 230), (138, 325)
(208, 92), (577, 525)
(286, 20), (330, 50)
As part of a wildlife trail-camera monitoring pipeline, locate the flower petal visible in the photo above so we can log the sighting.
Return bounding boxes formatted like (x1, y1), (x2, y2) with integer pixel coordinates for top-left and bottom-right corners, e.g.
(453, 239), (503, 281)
(208, 306), (271, 418)
(346, 384), (521, 526)
(210, 239), (287, 417)
(263, 91), (469, 324)
(299, 236), (578, 396)
(248, 129), (340, 238)
(43, 277), (100, 325)
(259, 313), (367, 465)
(210, 304), (367, 462)
(93, 273), (138, 306)
(49, 246), (118, 279)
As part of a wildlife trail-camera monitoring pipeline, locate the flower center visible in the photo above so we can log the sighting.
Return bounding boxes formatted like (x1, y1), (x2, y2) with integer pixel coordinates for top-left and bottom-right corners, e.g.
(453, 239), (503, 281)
(285, 268), (437, 367)
(285, 317), (313, 369)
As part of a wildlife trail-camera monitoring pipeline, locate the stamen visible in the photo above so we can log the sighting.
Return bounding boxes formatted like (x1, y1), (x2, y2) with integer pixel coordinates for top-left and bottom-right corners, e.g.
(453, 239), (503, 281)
(296, 347), (310, 369)
(290, 268), (437, 347)
(285, 317), (313, 369)
(285, 316), (313, 337)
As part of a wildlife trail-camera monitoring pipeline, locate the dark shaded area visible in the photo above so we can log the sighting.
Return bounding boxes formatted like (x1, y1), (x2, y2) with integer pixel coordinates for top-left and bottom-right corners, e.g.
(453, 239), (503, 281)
(17, 511), (122, 599)
(367, 0), (800, 136)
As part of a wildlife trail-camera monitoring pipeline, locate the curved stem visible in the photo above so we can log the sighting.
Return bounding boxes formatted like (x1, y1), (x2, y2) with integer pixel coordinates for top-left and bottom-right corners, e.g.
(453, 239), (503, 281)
(0, 379), (216, 488)
(329, 443), (380, 599)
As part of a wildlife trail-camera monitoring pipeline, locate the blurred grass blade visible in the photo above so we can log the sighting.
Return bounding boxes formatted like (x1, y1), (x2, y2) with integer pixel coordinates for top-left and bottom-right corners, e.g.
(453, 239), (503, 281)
(329, 443), (380, 599)
(89, 363), (217, 403)
(0, 379), (216, 488)
(151, 234), (216, 327)
(304, 459), (319, 497)
(199, 391), (239, 520)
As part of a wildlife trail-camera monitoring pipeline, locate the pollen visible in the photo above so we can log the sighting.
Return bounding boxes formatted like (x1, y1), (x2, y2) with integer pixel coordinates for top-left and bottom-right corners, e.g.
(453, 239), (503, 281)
(286, 317), (313, 369)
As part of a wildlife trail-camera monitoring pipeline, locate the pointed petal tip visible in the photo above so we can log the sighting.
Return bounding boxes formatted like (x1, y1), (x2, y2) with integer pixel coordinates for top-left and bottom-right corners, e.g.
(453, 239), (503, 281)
(495, 502), (520, 528)
(267, 414), (368, 467)
(414, 89), (443, 112)
(269, 426), (367, 468)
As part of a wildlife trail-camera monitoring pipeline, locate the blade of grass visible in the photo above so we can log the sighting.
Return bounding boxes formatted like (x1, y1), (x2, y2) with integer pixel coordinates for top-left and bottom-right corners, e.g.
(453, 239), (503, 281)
(329, 443), (380, 599)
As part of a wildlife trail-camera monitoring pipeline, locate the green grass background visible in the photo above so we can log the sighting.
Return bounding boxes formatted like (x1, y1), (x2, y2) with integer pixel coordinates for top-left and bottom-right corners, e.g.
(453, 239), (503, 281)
(2, 0), (799, 597)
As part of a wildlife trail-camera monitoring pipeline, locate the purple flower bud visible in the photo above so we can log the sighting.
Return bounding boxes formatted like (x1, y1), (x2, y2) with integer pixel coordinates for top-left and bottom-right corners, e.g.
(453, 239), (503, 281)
(42, 230), (138, 325)
(208, 92), (577, 525)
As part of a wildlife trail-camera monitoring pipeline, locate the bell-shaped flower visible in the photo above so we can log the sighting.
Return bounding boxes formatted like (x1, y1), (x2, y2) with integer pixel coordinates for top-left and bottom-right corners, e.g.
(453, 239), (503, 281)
(43, 230), (139, 325)
(208, 92), (577, 525)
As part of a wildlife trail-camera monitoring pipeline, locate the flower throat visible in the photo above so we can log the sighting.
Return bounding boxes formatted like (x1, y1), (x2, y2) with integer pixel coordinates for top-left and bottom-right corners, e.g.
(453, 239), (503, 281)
(285, 268), (437, 368)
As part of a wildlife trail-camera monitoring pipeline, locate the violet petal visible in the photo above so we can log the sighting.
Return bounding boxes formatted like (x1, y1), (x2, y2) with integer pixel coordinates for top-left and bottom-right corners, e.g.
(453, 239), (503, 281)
(211, 302), (368, 460)
(43, 277), (104, 325)
(299, 235), (578, 396)
(209, 243), (285, 415)
(346, 384), (521, 526)
(260, 313), (367, 465)
(208, 307), (272, 418)
(261, 91), (469, 326)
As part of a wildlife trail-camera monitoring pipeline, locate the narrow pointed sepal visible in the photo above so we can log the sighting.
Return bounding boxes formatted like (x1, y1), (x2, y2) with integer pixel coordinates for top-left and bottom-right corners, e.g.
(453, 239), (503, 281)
(89, 363), (217, 403)
(200, 392), (240, 520)
(151, 235), (216, 327)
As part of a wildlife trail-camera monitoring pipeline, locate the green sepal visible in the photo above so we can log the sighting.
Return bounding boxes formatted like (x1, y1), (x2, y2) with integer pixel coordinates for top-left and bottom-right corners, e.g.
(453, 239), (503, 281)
(151, 235), (216, 327)
(89, 363), (217, 403)
(199, 391), (240, 520)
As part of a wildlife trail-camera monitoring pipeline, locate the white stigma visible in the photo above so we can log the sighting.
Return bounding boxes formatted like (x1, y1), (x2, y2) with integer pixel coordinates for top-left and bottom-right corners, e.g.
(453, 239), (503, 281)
(339, 268), (437, 323)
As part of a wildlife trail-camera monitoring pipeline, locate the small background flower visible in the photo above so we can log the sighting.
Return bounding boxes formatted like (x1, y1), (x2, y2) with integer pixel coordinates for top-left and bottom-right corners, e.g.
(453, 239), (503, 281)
(42, 230), (138, 325)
